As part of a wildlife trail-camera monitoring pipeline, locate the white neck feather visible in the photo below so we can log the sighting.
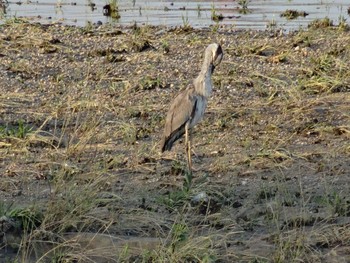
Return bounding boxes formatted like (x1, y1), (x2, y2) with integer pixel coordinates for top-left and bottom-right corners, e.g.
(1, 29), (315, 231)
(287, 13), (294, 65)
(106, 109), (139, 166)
(194, 71), (213, 97)
(194, 60), (214, 97)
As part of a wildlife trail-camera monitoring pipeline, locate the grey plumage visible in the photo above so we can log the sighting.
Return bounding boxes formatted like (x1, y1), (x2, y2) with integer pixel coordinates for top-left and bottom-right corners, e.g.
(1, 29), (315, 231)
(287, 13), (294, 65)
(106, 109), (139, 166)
(160, 43), (223, 155)
(160, 88), (199, 152)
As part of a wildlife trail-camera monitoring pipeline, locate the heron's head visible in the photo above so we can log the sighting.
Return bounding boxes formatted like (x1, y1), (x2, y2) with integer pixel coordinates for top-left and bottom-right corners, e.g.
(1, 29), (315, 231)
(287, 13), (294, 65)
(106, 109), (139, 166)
(206, 43), (223, 69)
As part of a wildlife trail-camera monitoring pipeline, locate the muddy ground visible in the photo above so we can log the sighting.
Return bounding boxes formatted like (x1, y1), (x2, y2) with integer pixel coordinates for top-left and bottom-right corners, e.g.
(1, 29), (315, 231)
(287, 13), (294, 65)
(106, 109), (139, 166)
(0, 19), (349, 262)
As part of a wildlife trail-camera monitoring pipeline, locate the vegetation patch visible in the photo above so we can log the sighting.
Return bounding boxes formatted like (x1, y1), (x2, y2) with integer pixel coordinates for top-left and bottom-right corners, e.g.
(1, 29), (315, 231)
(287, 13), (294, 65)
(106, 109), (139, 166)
(280, 9), (308, 20)
(308, 17), (333, 28)
(211, 5), (224, 22)
(238, 0), (251, 14)
(103, 0), (120, 19)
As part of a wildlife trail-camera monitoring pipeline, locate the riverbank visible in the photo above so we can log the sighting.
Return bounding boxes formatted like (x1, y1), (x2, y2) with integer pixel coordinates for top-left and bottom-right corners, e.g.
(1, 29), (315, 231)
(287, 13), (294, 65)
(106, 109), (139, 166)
(0, 19), (349, 262)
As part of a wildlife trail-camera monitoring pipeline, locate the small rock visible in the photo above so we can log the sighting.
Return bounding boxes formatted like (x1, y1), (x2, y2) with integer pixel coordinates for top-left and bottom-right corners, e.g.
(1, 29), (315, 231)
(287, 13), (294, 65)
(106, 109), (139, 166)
(191, 192), (208, 204)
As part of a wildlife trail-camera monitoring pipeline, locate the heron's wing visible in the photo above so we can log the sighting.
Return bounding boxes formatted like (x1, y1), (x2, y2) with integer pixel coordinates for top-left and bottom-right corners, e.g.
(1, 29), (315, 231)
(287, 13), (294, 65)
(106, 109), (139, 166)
(161, 88), (197, 152)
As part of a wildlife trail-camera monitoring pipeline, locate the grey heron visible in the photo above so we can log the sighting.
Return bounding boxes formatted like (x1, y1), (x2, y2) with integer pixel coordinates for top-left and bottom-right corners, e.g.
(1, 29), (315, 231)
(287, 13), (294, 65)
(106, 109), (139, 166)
(160, 43), (223, 172)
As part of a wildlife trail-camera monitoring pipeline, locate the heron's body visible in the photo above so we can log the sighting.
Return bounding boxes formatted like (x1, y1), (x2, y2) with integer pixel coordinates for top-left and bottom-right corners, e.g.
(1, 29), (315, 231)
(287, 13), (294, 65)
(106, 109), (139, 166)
(160, 43), (223, 170)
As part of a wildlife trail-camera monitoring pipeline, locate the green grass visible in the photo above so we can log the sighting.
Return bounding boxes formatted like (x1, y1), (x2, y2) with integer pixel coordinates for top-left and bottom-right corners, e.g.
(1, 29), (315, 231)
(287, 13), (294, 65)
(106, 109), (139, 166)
(211, 4), (224, 22)
(238, 0), (251, 14)
(0, 120), (32, 139)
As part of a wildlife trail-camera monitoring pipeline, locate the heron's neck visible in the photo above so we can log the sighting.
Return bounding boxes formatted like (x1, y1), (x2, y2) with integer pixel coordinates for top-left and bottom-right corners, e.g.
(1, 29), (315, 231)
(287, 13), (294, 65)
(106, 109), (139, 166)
(194, 60), (214, 97)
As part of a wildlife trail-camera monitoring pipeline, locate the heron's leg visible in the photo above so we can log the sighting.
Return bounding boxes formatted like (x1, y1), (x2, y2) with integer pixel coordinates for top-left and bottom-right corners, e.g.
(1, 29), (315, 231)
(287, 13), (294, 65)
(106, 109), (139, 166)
(188, 129), (199, 158)
(188, 132), (192, 170)
(185, 122), (192, 172)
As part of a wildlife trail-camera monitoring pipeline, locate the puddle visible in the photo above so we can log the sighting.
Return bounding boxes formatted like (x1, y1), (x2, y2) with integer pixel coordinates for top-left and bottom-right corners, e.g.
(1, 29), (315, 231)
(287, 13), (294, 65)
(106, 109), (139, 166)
(1, 231), (163, 262)
(1, 0), (350, 30)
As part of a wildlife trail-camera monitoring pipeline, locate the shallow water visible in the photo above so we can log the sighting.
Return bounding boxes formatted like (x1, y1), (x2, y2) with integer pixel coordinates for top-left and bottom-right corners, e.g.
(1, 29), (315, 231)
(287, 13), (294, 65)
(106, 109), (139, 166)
(1, 0), (350, 30)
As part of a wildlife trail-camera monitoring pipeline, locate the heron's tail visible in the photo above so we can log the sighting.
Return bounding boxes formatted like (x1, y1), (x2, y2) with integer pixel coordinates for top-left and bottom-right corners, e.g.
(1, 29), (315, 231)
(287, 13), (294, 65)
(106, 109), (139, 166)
(160, 126), (185, 152)
(160, 136), (173, 152)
